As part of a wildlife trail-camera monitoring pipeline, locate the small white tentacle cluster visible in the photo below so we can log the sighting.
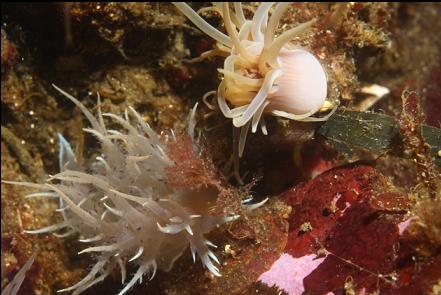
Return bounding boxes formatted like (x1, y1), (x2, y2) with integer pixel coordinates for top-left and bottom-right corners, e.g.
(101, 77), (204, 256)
(2, 85), (262, 295)
(173, 2), (337, 181)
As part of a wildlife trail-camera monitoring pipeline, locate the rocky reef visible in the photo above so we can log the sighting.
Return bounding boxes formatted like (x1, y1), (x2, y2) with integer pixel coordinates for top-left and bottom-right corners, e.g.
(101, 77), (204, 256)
(1, 3), (440, 295)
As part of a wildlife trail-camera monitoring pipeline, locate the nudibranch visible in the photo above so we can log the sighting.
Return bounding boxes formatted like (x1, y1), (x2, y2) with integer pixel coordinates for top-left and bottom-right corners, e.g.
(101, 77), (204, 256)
(2, 85), (265, 295)
(173, 2), (338, 182)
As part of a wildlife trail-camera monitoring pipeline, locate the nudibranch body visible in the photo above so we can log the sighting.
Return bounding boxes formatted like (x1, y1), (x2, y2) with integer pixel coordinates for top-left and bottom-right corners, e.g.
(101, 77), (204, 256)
(173, 2), (337, 181)
(3, 85), (265, 295)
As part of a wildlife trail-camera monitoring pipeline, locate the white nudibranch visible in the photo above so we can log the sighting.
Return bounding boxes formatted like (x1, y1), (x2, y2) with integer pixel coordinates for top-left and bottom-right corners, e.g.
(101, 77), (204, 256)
(173, 2), (338, 182)
(2, 85), (263, 295)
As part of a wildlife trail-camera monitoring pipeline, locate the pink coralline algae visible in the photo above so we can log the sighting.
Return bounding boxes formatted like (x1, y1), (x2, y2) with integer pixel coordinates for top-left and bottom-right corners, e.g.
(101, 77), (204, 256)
(258, 253), (325, 294)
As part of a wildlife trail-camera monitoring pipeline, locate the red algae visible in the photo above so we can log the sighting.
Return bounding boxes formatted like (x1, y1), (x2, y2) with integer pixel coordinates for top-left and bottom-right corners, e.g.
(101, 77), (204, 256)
(282, 166), (384, 257)
(165, 133), (220, 191)
(259, 165), (439, 295)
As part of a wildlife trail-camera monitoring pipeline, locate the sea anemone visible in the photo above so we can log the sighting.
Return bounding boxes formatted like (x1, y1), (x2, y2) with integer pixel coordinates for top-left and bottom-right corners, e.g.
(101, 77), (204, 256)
(2, 85), (261, 295)
(173, 2), (338, 181)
